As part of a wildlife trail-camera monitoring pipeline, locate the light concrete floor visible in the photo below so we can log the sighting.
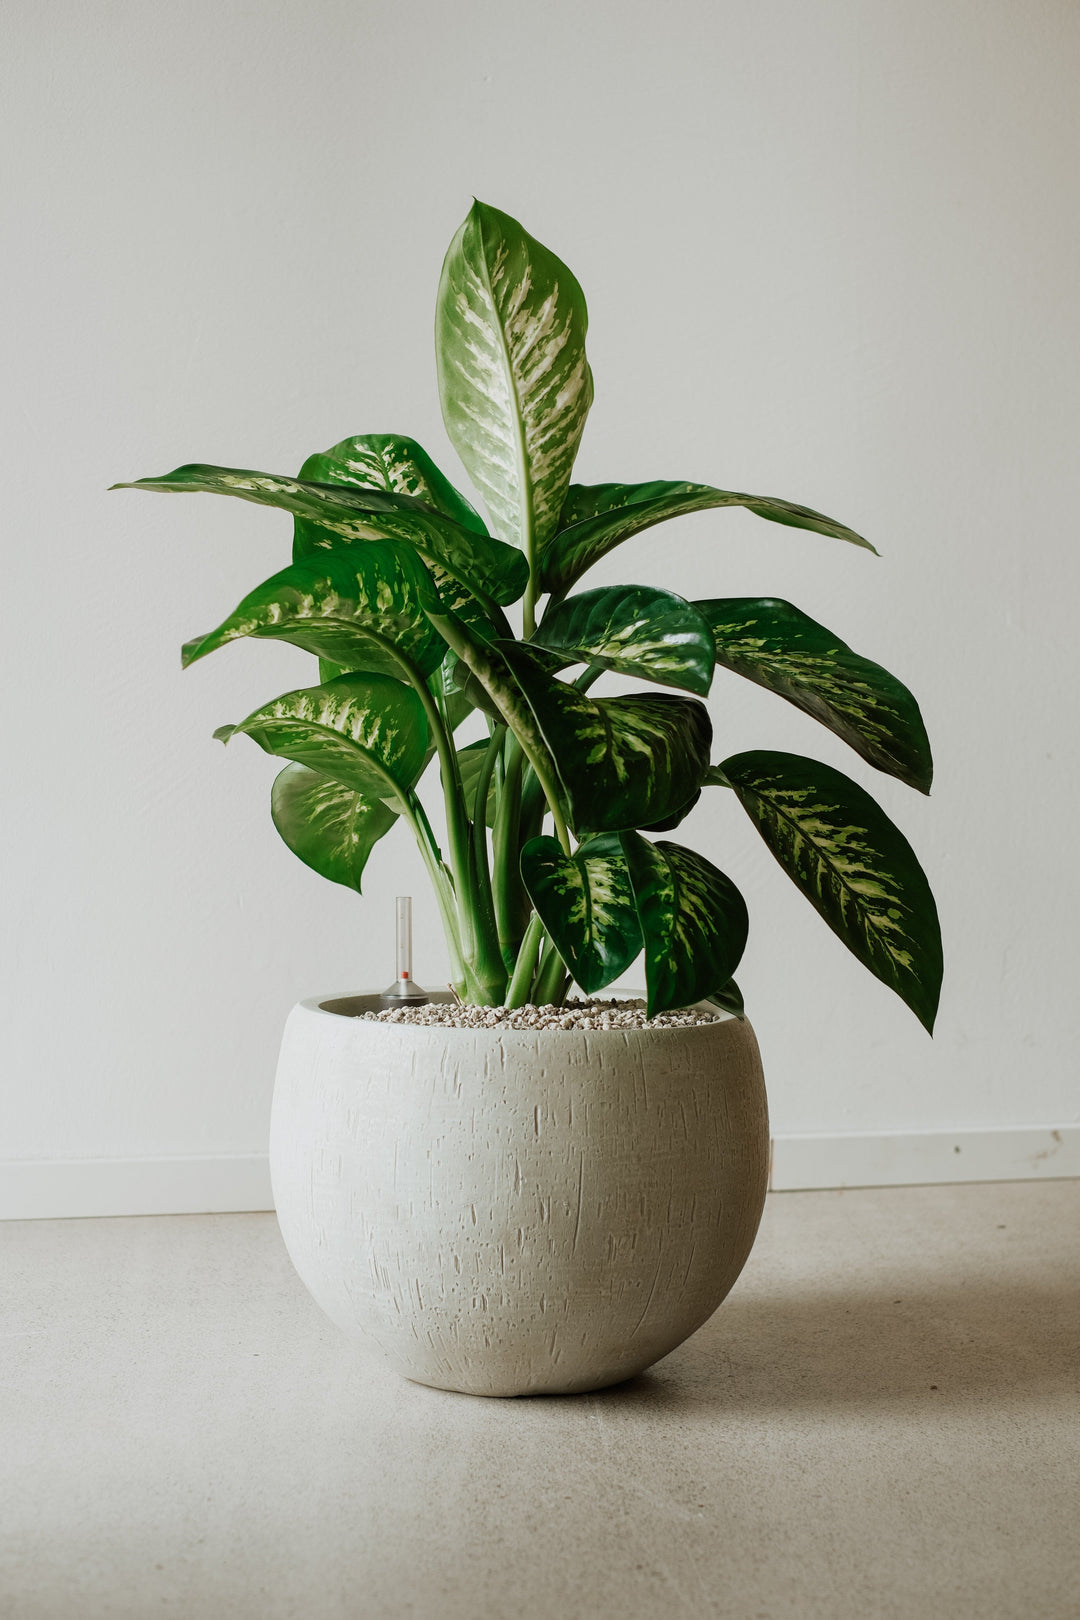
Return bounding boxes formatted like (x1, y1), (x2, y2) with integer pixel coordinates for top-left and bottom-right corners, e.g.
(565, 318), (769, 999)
(1, 1181), (1077, 1620)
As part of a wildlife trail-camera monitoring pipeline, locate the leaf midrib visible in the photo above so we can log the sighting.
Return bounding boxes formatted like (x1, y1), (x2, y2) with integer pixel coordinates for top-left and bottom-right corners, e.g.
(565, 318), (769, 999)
(256, 611), (422, 643)
(473, 220), (534, 565)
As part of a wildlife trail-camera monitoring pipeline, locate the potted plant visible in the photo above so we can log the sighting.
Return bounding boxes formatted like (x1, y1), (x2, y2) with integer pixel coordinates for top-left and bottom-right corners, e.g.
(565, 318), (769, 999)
(114, 201), (941, 1397)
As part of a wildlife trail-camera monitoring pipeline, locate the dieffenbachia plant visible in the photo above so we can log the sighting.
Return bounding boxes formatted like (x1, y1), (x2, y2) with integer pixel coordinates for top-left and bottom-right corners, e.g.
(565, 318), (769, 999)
(114, 201), (942, 1027)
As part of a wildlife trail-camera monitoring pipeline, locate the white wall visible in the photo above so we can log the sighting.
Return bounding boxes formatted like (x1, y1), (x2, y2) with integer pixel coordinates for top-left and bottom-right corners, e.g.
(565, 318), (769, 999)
(3, 0), (1078, 1203)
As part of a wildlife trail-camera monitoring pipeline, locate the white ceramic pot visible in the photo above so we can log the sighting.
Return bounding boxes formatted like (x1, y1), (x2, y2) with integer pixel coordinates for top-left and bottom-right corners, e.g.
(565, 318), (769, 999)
(270, 992), (769, 1397)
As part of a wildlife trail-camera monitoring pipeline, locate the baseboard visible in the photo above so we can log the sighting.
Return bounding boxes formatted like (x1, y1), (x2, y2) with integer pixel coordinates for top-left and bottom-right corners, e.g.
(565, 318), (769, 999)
(769, 1125), (1079, 1191)
(2, 1128), (1077, 1219)
(0, 1155), (273, 1220)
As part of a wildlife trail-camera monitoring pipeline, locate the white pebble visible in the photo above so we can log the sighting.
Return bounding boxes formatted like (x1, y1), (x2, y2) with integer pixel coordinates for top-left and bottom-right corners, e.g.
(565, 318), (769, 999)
(356, 997), (722, 1031)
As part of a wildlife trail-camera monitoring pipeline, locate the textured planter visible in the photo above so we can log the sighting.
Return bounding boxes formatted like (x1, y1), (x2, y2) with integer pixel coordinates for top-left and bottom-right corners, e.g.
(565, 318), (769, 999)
(270, 992), (769, 1397)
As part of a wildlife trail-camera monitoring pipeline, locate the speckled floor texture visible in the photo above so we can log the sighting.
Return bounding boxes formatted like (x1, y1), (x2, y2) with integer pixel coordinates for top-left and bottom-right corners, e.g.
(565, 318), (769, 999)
(2, 1180), (1077, 1620)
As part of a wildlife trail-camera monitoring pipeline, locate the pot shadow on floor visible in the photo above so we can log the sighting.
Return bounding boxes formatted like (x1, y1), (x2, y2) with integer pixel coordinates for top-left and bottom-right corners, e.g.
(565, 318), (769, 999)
(576, 1275), (1080, 1416)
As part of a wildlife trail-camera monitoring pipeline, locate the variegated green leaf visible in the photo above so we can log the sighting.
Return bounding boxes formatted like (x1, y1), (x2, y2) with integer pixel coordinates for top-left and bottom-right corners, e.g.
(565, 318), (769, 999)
(290, 434), (522, 622)
(533, 585), (715, 696)
(696, 597), (932, 793)
(215, 672), (429, 802)
(181, 543), (445, 679)
(620, 833), (749, 1017)
(498, 644), (712, 836)
(721, 750), (942, 1031)
(707, 979), (745, 1019)
(540, 480), (875, 596)
(271, 762), (398, 892)
(438, 570), (532, 723)
(298, 554), (496, 721)
(436, 201), (593, 561)
(425, 567), (513, 643)
(424, 570), (517, 728)
(420, 606), (564, 816)
(640, 789), (701, 832)
(297, 434), (488, 539)
(520, 834), (642, 994)
(113, 462), (527, 606)
(448, 662), (507, 724)
(291, 443), (514, 722)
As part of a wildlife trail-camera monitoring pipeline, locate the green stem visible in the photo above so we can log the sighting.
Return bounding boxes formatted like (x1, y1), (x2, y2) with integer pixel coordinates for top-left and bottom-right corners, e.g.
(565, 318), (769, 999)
(538, 583), (567, 621)
(505, 911), (544, 1008)
(523, 518), (542, 639)
(492, 737), (527, 967)
(533, 938), (570, 1007)
(403, 660), (471, 892)
(380, 635), (503, 998)
(573, 661), (604, 695)
(523, 578), (537, 640)
(424, 605), (572, 858)
(399, 792), (468, 998)
(518, 765), (545, 842)
(475, 722), (505, 807)
(466, 724), (508, 1003)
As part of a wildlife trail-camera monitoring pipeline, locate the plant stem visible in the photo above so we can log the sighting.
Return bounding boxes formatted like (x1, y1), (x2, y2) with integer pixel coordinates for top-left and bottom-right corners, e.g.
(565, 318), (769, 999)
(573, 662), (604, 695)
(518, 765), (544, 843)
(423, 604), (572, 858)
(472, 723), (505, 818)
(399, 792), (468, 998)
(532, 938), (570, 1006)
(504, 911), (544, 1008)
(465, 723), (508, 1004)
(403, 661), (472, 891)
(492, 736), (528, 968)
(537, 583), (567, 622)
(381, 635), (504, 1001)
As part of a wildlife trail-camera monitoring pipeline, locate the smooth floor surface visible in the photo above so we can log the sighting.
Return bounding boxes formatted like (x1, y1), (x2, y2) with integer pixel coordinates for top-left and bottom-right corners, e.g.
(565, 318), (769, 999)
(2, 1181), (1077, 1620)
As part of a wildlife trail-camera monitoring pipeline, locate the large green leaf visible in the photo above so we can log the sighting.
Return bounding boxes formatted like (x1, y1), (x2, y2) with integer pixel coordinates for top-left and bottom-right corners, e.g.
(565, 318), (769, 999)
(291, 440), (514, 725)
(696, 597), (932, 793)
(540, 480), (875, 596)
(425, 567), (517, 728)
(436, 201), (593, 560)
(297, 434), (488, 539)
(533, 584), (715, 695)
(437, 563), (523, 724)
(707, 980), (746, 1020)
(271, 762), (398, 892)
(181, 543), (445, 679)
(497, 644), (712, 836)
(620, 833), (749, 1017)
(214, 672), (429, 802)
(420, 605), (563, 808)
(113, 462), (526, 606)
(520, 833), (643, 994)
(290, 434), (523, 619)
(719, 750), (942, 1032)
(640, 789), (701, 832)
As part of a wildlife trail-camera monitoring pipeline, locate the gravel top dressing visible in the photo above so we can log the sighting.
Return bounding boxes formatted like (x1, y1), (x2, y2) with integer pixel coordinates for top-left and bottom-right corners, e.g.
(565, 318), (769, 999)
(361, 998), (725, 1031)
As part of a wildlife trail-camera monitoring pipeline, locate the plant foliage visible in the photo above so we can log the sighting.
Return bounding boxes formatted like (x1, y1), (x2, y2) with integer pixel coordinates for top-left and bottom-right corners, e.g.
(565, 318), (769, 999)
(114, 201), (942, 1027)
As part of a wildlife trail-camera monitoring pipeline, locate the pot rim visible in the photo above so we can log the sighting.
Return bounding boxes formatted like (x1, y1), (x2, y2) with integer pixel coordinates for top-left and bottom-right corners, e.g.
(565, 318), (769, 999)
(295, 990), (739, 1034)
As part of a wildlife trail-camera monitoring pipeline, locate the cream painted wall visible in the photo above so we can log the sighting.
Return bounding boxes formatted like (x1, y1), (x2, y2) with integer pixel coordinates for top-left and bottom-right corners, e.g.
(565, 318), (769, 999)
(3, 0), (1078, 1175)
